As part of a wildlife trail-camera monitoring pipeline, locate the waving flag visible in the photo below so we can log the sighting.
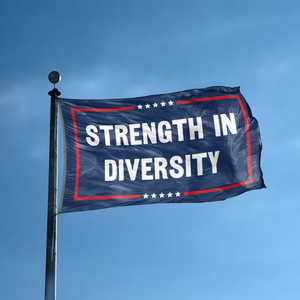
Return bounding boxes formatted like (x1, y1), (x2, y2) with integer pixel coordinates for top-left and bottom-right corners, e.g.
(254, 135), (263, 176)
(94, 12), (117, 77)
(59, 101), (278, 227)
(58, 86), (265, 213)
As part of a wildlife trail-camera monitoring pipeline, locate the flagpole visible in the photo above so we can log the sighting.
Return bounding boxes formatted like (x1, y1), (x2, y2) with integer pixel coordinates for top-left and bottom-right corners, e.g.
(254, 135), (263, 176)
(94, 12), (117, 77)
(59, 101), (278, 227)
(45, 72), (61, 300)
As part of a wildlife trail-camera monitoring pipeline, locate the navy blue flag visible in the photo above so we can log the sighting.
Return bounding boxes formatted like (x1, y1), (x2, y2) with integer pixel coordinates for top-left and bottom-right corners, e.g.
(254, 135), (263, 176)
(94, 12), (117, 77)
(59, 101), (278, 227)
(58, 86), (265, 213)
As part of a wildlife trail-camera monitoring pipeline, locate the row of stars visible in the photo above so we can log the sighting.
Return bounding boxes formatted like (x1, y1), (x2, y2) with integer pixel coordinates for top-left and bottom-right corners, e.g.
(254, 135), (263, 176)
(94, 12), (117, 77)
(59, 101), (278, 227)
(137, 100), (174, 109)
(143, 191), (181, 199)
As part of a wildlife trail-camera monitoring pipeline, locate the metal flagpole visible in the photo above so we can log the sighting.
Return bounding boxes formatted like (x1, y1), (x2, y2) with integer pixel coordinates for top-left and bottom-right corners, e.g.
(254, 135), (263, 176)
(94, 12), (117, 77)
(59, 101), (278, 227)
(45, 71), (61, 300)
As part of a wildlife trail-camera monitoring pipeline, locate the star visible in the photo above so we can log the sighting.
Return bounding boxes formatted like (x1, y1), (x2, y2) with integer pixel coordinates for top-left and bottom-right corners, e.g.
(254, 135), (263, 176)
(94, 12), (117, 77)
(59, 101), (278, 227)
(159, 193), (165, 198)
(168, 100), (174, 106)
(175, 191), (181, 197)
(143, 193), (149, 199)
(145, 103), (151, 108)
(151, 193), (157, 198)
(160, 101), (166, 107)
(137, 104), (143, 109)
(153, 102), (158, 108)
(167, 192), (173, 197)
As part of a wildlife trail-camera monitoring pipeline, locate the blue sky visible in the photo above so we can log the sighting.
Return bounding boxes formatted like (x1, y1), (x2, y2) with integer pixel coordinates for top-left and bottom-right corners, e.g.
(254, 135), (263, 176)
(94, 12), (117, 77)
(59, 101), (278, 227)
(1, 1), (300, 299)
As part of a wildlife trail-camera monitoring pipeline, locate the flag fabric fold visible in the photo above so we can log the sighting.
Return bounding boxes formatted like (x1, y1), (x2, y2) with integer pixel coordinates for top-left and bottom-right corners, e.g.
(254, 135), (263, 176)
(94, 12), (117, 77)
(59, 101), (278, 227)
(58, 86), (265, 213)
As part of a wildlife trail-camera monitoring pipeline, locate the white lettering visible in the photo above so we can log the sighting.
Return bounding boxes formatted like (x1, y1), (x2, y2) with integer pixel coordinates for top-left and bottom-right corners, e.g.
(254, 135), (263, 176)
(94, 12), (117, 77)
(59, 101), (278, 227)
(154, 157), (168, 179)
(115, 125), (129, 146)
(104, 151), (220, 182)
(105, 160), (117, 181)
(208, 151), (220, 174)
(142, 122), (157, 144)
(157, 121), (172, 143)
(221, 113), (237, 135)
(192, 153), (207, 176)
(169, 156), (184, 178)
(188, 117), (203, 140)
(86, 125), (99, 146)
(141, 158), (153, 180)
(213, 115), (221, 137)
(185, 154), (191, 177)
(119, 159), (124, 181)
(99, 125), (113, 146)
(172, 119), (187, 141)
(125, 159), (140, 180)
(129, 123), (142, 145)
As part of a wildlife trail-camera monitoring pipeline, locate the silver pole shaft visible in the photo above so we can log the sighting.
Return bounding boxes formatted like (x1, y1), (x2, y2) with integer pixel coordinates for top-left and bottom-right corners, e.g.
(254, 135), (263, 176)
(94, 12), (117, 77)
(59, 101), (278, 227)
(45, 88), (60, 300)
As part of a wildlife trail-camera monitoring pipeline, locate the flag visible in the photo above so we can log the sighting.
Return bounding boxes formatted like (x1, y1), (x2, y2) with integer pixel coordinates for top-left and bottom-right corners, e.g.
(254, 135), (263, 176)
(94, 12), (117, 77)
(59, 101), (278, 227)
(58, 86), (265, 213)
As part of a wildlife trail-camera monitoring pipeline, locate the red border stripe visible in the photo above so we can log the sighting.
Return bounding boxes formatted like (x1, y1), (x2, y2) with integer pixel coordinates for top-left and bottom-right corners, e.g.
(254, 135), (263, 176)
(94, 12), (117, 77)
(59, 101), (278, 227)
(184, 181), (252, 196)
(71, 106), (139, 201)
(71, 95), (253, 201)
(74, 107), (135, 112)
(177, 95), (239, 104)
(177, 94), (253, 195)
(75, 195), (141, 200)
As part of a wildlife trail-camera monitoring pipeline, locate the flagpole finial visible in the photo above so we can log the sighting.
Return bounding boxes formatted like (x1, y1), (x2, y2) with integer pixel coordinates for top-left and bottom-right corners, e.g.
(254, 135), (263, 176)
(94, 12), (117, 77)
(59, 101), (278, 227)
(48, 71), (61, 88)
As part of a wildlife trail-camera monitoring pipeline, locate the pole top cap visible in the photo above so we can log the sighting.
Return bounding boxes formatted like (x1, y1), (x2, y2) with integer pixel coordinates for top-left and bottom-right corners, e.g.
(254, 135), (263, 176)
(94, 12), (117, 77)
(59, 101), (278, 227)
(48, 71), (61, 85)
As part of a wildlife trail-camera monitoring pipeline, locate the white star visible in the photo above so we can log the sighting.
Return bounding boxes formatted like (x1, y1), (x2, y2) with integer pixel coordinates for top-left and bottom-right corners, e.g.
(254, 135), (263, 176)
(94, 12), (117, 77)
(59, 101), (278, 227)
(145, 103), (150, 108)
(153, 102), (158, 108)
(159, 193), (165, 198)
(167, 192), (173, 198)
(161, 101), (166, 107)
(143, 193), (149, 199)
(137, 104), (143, 109)
(168, 100), (174, 106)
(151, 193), (157, 198)
(175, 191), (181, 197)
